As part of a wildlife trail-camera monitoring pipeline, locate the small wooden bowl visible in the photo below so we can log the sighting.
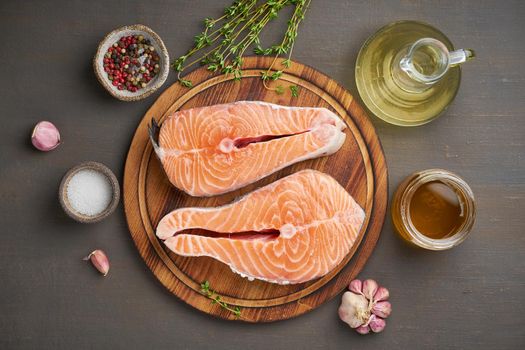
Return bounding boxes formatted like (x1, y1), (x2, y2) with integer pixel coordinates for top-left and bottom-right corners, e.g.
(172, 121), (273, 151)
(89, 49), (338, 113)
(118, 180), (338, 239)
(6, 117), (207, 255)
(59, 161), (120, 223)
(93, 24), (170, 101)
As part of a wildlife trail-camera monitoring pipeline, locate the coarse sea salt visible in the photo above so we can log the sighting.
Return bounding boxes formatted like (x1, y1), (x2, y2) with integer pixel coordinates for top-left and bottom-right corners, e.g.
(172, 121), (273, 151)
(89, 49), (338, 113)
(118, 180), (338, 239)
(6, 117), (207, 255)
(67, 169), (112, 217)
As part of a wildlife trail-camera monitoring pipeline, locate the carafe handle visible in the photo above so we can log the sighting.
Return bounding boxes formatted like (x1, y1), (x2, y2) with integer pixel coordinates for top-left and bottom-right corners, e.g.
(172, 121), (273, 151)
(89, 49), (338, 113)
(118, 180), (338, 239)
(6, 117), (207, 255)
(449, 49), (476, 67)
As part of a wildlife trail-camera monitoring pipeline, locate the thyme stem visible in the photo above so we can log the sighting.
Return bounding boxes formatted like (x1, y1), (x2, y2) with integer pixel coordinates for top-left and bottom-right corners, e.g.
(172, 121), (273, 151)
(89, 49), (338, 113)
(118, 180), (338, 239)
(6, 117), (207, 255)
(172, 0), (311, 96)
(200, 280), (242, 318)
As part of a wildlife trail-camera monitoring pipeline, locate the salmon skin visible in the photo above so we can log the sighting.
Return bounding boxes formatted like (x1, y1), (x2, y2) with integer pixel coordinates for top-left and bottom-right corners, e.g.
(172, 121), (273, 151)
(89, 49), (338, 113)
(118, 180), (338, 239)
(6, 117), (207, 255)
(149, 101), (346, 197)
(157, 170), (365, 285)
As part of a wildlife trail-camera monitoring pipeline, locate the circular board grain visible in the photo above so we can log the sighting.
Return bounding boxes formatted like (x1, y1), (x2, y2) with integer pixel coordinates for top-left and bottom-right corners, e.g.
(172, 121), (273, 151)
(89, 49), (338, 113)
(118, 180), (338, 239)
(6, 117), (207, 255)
(123, 57), (387, 322)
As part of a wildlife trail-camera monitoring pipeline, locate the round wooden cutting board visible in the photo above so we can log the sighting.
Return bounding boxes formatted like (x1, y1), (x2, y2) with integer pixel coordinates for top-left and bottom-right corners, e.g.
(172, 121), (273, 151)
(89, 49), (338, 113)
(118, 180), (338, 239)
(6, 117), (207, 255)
(123, 57), (387, 322)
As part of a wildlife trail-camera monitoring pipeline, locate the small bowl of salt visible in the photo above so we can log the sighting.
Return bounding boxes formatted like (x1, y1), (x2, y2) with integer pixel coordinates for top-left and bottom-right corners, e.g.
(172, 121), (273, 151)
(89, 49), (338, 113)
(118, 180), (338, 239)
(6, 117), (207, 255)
(59, 161), (120, 223)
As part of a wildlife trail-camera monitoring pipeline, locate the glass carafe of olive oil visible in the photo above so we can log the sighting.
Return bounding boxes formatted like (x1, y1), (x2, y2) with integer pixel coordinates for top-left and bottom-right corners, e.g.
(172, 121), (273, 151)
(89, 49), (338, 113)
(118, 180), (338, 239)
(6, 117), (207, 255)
(356, 21), (475, 126)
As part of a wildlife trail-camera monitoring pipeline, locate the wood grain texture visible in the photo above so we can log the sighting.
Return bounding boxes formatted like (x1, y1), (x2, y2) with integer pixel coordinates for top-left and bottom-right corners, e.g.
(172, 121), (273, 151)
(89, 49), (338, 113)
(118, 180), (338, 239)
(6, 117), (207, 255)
(123, 56), (387, 322)
(1, 1), (524, 349)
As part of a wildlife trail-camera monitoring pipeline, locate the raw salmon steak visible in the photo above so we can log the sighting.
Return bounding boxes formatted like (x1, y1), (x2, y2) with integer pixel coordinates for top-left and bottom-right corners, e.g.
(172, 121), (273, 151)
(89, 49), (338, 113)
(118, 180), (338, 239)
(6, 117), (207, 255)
(156, 170), (365, 284)
(149, 101), (346, 197)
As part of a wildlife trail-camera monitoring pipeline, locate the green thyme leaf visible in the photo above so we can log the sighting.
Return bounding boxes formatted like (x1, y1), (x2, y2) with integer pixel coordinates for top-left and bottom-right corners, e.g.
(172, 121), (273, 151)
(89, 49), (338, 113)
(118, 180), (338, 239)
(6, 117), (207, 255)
(179, 79), (193, 88)
(254, 46), (265, 55)
(271, 70), (283, 80)
(204, 17), (214, 28)
(290, 84), (299, 97)
(261, 71), (270, 81)
(233, 69), (242, 81)
(207, 63), (219, 72)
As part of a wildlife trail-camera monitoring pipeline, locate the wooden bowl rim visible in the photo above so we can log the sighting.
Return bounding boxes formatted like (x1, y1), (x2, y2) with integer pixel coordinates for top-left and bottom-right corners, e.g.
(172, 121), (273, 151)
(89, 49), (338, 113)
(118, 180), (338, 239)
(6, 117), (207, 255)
(93, 24), (170, 102)
(59, 161), (120, 223)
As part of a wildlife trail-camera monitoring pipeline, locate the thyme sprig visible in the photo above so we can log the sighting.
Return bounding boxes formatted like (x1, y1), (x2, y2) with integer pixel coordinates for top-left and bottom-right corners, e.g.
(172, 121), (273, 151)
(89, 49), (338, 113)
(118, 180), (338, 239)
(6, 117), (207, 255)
(200, 280), (242, 318)
(172, 0), (311, 96)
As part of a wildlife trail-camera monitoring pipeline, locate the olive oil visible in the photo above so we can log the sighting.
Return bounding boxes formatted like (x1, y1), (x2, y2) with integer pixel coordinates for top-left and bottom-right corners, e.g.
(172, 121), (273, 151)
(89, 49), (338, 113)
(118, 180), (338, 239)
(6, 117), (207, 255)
(355, 21), (463, 126)
(410, 44), (444, 76)
(409, 181), (465, 239)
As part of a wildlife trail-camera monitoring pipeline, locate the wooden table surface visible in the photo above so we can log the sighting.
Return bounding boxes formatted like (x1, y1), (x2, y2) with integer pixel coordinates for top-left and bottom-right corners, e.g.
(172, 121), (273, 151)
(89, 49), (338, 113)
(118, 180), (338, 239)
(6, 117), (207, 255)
(1, 1), (523, 349)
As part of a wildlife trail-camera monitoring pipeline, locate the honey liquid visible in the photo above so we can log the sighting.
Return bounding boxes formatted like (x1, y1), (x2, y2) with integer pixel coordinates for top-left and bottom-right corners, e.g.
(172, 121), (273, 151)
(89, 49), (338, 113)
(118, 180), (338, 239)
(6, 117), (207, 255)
(409, 181), (465, 239)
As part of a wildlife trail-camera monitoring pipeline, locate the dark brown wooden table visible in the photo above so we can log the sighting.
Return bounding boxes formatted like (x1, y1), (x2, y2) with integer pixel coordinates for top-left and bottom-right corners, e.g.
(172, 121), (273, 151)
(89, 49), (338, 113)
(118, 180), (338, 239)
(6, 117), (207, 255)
(1, 1), (523, 349)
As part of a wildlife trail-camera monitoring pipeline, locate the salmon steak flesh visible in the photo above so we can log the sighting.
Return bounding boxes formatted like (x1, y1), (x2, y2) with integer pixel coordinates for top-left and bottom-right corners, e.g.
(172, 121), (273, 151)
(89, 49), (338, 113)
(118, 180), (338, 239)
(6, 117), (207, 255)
(149, 101), (347, 197)
(156, 170), (365, 285)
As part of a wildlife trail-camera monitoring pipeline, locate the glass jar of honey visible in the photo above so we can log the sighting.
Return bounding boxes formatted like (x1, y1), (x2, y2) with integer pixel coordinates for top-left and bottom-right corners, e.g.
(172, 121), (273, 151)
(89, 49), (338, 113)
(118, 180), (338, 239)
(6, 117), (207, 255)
(392, 169), (476, 250)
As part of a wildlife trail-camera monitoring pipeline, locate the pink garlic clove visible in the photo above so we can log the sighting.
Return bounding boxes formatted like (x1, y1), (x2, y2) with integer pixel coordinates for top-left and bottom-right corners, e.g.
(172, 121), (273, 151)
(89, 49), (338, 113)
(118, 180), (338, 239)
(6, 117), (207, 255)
(373, 286), (390, 302)
(338, 291), (370, 328)
(369, 315), (386, 333)
(83, 249), (110, 276)
(355, 325), (370, 335)
(372, 301), (392, 318)
(31, 121), (61, 151)
(348, 279), (363, 294)
(362, 279), (379, 300)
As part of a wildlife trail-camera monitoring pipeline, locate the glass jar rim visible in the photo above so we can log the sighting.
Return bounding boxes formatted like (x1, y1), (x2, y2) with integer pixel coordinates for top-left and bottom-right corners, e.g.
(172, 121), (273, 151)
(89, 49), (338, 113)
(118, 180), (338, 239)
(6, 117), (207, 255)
(398, 169), (476, 250)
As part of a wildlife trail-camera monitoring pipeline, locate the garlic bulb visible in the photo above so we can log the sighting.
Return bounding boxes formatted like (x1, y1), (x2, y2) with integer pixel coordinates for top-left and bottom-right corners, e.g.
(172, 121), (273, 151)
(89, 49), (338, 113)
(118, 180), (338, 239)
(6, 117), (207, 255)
(338, 279), (391, 335)
(31, 121), (60, 151)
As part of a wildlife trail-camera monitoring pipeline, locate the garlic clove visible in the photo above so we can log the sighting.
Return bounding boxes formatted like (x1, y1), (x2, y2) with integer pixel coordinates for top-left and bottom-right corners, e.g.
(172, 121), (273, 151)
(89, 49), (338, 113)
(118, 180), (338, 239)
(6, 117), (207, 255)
(369, 315), (386, 333)
(338, 291), (370, 328)
(373, 286), (390, 302)
(355, 325), (370, 335)
(372, 301), (392, 318)
(348, 279), (363, 294)
(31, 121), (61, 151)
(83, 249), (110, 276)
(362, 279), (379, 300)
